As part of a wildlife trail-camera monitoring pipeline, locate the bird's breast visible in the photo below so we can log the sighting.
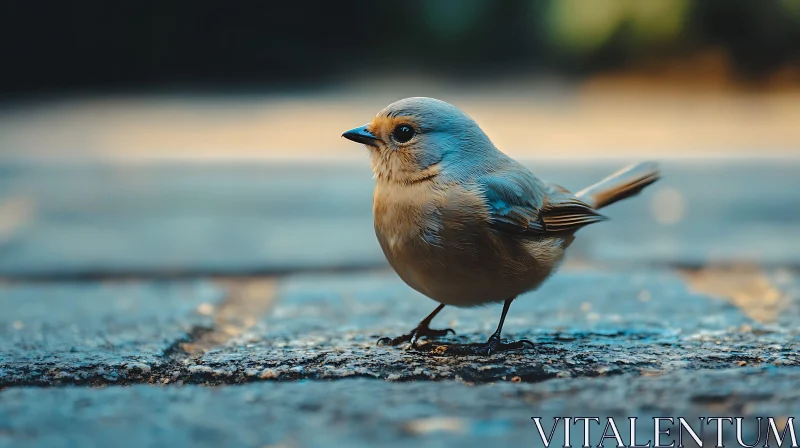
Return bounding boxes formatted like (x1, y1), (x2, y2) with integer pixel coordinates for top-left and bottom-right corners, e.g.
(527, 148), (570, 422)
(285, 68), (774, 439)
(373, 180), (569, 307)
(373, 180), (442, 252)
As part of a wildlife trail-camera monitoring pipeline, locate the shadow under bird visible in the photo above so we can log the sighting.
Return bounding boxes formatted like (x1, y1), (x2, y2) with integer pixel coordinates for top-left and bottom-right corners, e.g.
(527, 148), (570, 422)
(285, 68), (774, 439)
(342, 97), (660, 355)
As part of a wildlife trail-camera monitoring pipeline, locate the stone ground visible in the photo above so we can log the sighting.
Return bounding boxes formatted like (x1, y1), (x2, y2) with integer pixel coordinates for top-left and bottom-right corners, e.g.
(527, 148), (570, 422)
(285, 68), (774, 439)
(0, 160), (799, 447)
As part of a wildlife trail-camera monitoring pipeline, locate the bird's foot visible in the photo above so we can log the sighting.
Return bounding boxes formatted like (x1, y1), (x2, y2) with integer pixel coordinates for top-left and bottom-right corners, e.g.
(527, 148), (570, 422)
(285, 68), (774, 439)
(376, 325), (455, 347)
(421, 335), (534, 356)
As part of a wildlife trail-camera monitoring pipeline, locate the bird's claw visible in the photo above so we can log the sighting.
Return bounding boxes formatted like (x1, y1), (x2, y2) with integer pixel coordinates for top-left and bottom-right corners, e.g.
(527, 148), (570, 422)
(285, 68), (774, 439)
(490, 337), (535, 354)
(376, 336), (405, 347)
(376, 326), (456, 347)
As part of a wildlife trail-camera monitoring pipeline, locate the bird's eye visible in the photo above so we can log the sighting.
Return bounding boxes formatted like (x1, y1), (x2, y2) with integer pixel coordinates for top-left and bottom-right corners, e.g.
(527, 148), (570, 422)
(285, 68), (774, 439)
(392, 124), (415, 143)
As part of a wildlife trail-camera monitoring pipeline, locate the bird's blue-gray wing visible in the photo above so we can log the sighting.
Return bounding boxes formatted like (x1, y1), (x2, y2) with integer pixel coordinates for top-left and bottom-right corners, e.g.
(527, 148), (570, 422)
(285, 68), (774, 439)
(476, 172), (547, 234)
(476, 171), (606, 235)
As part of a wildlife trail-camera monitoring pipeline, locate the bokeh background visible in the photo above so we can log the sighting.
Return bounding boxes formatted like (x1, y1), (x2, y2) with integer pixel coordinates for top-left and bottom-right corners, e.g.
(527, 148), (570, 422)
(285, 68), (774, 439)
(2, 0), (800, 161)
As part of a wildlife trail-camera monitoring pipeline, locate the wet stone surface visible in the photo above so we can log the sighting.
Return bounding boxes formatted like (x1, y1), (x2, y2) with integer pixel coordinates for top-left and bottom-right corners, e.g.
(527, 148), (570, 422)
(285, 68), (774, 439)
(1, 268), (798, 388)
(0, 281), (225, 386)
(2, 368), (800, 448)
(192, 269), (800, 383)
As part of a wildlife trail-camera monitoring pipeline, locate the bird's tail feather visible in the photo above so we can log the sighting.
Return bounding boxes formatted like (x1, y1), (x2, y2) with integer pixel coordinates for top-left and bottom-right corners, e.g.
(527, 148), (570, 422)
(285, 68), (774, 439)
(576, 161), (661, 210)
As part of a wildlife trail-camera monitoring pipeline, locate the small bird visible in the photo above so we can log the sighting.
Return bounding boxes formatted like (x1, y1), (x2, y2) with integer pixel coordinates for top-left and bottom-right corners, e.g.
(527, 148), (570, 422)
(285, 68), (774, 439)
(342, 97), (660, 355)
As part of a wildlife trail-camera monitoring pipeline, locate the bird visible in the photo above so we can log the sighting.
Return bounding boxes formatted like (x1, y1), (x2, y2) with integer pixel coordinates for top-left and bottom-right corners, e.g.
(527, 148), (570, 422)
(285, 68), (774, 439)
(342, 97), (660, 355)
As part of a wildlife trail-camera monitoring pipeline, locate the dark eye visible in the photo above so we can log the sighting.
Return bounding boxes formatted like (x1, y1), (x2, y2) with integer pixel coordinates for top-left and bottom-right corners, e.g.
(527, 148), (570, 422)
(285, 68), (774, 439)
(392, 124), (415, 143)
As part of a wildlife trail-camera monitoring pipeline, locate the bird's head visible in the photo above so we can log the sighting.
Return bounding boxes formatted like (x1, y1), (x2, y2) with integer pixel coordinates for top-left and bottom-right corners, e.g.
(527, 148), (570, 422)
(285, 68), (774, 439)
(342, 97), (497, 183)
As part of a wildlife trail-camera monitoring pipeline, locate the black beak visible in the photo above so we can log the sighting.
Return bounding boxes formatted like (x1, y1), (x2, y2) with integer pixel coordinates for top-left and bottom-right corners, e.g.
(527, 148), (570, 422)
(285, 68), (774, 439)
(342, 125), (380, 146)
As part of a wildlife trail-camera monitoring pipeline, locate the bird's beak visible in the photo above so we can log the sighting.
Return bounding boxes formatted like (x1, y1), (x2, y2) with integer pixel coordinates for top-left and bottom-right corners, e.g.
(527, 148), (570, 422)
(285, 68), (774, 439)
(342, 125), (380, 146)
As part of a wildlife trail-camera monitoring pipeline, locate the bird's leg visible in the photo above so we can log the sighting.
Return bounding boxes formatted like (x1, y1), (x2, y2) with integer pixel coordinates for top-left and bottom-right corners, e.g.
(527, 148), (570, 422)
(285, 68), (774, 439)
(431, 298), (533, 356)
(377, 304), (455, 347)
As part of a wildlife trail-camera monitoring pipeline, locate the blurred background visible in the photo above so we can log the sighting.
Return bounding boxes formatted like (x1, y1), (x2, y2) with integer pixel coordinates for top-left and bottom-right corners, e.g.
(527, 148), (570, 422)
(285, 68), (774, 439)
(0, 0), (799, 276)
(1, 0), (800, 160)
